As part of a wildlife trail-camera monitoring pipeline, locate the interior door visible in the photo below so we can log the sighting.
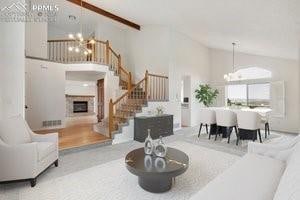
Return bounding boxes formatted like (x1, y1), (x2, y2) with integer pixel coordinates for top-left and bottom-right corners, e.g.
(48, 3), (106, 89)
(97, 79), (104, 122)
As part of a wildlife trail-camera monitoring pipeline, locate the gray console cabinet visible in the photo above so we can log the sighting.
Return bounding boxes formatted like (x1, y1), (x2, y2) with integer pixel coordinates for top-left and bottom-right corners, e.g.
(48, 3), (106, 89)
(134, 115), (173, 142)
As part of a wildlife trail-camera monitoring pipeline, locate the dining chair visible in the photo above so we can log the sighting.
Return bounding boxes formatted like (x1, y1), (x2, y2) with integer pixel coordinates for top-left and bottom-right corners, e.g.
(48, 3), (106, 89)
(236, 111), (262, 145)
(261, 115), (270, 138)
(198, 108), (216, 139)
(215, 110), (238, 143)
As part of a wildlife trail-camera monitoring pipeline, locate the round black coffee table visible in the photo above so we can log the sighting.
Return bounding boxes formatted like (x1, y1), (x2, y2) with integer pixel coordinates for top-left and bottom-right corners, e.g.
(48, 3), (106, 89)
(125, 147), (189, 193)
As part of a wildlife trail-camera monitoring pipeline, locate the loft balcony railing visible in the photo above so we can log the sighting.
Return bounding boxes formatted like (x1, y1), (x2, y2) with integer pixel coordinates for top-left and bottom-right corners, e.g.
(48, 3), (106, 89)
(47, 39), (131, 91)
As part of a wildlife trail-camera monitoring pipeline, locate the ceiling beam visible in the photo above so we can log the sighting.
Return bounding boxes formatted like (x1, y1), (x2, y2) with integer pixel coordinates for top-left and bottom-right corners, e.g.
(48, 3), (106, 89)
(67, 0), (141, 30)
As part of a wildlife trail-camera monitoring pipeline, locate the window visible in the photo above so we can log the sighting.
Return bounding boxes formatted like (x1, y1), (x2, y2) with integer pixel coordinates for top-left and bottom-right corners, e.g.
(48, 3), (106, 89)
(227, 84), (247, 106)
(226, 83), (270, 108)
(248, 83), (270, 107)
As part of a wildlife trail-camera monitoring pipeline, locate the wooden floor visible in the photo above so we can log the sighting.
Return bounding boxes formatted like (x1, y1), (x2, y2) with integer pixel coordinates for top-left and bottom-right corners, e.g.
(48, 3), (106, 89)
(36, 117), (110, 150)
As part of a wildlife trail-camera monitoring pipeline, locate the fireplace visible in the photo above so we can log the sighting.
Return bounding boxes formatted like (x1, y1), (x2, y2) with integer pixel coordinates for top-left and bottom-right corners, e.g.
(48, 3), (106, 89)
(73, 101), (88, 113)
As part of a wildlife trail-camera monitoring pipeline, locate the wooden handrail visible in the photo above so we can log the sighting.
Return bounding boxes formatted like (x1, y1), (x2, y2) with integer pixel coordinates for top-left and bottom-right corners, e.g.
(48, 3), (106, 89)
(95, 39), (107, 44)
(119, 66), (129, 75)
(108, 70), (169, 137)
(47, 39), (76, 42)
(109, 47), (119, 57)
(148, 73), (169, 79)
(48, 39), (108, 45)
(113, 76), (146, 106)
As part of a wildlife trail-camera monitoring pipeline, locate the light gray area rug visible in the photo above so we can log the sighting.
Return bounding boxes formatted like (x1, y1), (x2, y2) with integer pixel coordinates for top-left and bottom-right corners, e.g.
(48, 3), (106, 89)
(18, 141), (239, 200)
(185, 131), (281, 156)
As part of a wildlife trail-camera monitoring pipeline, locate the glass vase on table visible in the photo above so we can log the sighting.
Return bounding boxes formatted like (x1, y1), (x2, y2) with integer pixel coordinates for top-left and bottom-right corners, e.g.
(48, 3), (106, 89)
(144, 129), (154, 155)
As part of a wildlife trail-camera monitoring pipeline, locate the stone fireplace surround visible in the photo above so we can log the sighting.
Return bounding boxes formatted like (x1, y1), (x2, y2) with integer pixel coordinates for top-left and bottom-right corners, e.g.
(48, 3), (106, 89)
(66, 95), (95, 117)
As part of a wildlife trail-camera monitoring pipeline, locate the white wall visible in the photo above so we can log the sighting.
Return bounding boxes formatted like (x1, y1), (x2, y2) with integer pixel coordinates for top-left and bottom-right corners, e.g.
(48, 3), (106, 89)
(65, 81), (96, 96)
(210, 48), (299, 133)
(25, 0), (48, 58)
(25, 59), (66, 130)
(25, 22), (47, 58)
(181, 76), (191, 126)
(125, 26), (211, 127)
(0, 9), (25, 119)
(125, 26), (170, 81)
(170, 30), (211, 127)
(95, 21), (128, 67)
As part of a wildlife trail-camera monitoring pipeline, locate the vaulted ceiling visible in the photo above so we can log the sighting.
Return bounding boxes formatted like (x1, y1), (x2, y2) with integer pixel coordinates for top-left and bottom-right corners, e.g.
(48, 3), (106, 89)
(87, 0), (300, 60)
(53, 0), (300, 60)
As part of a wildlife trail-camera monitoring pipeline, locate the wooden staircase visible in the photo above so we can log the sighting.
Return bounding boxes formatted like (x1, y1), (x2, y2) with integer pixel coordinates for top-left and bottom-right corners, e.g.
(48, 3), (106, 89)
(47, 38), (169, 140)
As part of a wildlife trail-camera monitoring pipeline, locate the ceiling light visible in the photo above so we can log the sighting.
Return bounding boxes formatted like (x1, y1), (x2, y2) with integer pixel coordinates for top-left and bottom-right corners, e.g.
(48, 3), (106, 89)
(224, 43), (242, 82)
(89, 39), (95, 44)
(77, 33), (83, 39)
(68, 34), (74, 39)
(83, 83), (89, 87)
(66, 0), (95, 56)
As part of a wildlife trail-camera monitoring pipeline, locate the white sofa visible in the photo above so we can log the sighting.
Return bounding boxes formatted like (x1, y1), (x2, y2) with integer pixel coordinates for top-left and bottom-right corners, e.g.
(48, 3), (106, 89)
(190, 136), (300, 200)
(0, 116), (59, 187)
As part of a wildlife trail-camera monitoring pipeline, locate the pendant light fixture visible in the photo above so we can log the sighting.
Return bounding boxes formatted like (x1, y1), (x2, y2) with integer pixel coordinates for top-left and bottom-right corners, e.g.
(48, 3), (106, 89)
(67, 0), (95, 55)
(223, 42), (242, 82)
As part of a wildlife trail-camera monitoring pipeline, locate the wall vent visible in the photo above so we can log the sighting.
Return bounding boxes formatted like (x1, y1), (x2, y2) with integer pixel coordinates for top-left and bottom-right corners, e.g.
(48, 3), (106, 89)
(42, 120), (62, 127)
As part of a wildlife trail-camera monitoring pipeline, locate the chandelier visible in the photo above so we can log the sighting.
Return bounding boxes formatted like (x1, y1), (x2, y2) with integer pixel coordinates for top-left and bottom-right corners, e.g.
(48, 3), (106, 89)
(223, 42), (242, 81)
(67, 0), (95, 55)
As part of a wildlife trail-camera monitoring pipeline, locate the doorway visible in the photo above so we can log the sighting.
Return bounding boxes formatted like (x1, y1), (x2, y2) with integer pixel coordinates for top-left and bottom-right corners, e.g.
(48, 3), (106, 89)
(97, 79), (104, 122)
(181, 75), (191, 127)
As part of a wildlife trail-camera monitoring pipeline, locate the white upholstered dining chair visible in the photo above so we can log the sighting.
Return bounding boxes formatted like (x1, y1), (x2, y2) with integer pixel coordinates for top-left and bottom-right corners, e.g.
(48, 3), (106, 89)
(215, 109), (238, 143)
(236, 111), (262, 145)
(0, 115), (59, 187)
(261, 115), (270, 138)
(198, 108), (216, 139)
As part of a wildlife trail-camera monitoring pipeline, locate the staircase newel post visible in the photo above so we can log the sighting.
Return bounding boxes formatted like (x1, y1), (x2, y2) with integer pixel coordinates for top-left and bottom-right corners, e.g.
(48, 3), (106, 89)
(109, 99), (113, 139)
(128, 72), (132, 91)
(118, 54), (121, 74)
(145, 70), (149, 101)
(106, 40), (110, 66)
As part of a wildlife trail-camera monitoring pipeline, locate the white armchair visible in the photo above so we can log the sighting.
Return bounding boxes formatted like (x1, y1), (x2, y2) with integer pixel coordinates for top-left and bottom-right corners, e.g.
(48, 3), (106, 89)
(0, 116), (58, 187)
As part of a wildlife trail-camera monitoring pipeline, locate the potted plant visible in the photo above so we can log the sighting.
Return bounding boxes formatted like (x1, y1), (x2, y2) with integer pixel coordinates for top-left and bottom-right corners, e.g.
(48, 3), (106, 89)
(195, 84), (219, 107)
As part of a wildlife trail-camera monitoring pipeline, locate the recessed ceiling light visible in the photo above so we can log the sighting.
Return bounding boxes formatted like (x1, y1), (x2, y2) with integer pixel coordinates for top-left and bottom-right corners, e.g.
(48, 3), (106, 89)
(83, 83), (89, 87)
(69, 15), (76, 21)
